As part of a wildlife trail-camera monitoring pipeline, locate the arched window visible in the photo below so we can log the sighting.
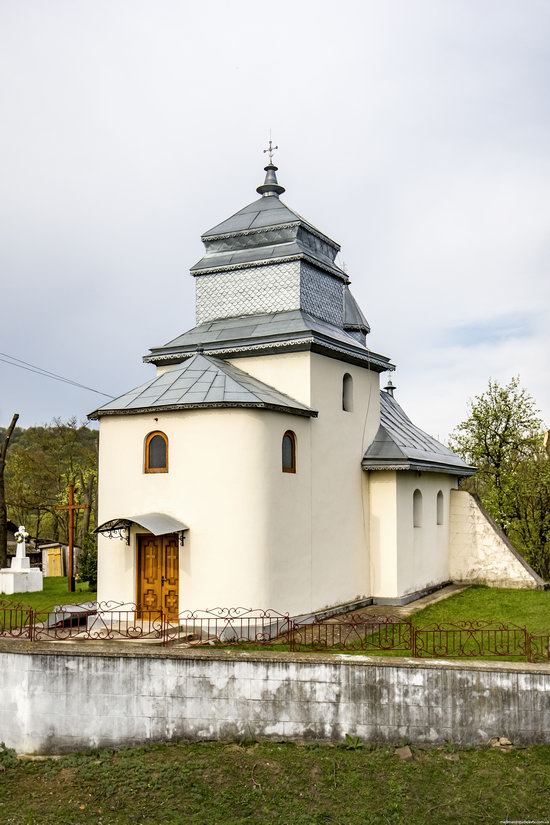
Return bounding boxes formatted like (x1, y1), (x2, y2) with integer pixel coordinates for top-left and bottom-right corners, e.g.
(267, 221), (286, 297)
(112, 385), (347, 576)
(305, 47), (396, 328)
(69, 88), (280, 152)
(282, 431), (296, 473)
(145, 431), (168, 473)
(342, 373), (353, 412)
(437, 490), (444, 525)
(413, 489), (422, 528)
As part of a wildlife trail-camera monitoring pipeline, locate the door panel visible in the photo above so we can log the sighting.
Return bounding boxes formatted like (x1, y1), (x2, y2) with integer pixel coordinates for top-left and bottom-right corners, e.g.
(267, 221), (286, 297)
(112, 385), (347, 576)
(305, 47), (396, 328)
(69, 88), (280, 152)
(162, 536), (179, 618)
(137, 534), (179, 619)
(138, 536), (163, 612)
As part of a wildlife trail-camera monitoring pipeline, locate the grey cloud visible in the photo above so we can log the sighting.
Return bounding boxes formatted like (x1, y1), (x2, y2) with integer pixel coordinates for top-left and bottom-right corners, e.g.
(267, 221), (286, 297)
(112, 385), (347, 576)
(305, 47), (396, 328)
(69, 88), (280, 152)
(0, 0), (549, 437)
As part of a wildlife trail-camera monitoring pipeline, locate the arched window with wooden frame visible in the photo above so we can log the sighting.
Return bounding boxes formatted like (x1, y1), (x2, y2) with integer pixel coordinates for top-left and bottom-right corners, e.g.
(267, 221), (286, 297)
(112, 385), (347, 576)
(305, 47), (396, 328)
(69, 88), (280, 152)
(282, 430), (297, 474)
(342, 373), (354, 412)
(144, 431), (168, 473)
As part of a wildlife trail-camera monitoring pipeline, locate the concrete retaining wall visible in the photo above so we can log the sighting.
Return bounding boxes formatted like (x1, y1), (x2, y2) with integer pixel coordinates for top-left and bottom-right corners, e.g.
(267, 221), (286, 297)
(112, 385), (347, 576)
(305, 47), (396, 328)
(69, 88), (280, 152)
(449, 490), (544, 589)
(1, 643), (549, 754)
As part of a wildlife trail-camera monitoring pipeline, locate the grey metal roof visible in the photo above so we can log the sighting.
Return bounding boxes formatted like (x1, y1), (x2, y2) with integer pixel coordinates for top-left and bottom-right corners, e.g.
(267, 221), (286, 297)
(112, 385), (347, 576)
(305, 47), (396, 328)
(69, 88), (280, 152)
(344, 287), (370, 333)
(96, 514), (189, 536)
(144, 310), (393, 373)
(202, 196), (337, 247)
(192, 196), (346, 280)
(362, 391), (476, 476)
(190, 241), (344, 280)
(89, 352), (317, 419)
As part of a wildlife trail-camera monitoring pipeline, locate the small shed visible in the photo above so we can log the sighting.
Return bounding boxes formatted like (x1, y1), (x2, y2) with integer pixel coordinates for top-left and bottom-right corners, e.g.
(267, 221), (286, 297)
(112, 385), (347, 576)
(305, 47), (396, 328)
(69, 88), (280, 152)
(40, 543), (81, 577)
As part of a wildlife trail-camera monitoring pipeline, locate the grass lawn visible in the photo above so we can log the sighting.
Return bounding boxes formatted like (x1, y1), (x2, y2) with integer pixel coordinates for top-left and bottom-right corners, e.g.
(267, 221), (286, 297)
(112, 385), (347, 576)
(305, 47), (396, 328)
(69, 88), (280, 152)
(0, 741), (549, 825)
(211, 586), (550, 660)
(0, 576), (96, 613)
(411, 585), (550, 634)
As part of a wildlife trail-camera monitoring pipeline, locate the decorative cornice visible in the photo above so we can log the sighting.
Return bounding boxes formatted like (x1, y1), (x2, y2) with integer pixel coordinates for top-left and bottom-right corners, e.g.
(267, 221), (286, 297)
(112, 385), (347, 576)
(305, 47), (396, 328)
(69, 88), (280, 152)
(190, 252), (348, 283)
(145, 336), (393, 373)
(202, 220), (340, 251)
(91, 400), (318, 421)
(202, 222), (301, 242)
(145, 338), (315, 363)
(362, 460), (475, 476)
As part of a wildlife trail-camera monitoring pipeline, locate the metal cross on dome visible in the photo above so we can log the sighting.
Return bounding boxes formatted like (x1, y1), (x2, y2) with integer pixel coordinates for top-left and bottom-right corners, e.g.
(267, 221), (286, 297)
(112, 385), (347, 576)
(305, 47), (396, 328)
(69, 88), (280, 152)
(263, 139), (278, 164)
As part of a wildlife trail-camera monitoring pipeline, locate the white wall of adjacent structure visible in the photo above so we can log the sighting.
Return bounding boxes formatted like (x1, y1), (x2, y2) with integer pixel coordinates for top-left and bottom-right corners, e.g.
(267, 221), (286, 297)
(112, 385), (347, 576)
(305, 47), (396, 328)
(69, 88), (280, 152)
(395, 473), (457, 596)
(368, 470), (458, 600)
(97, 350), (380, 615)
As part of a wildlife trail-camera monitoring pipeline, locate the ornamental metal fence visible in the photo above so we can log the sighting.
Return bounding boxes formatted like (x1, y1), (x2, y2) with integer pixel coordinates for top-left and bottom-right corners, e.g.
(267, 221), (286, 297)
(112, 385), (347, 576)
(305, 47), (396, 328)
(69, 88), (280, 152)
(0, 600), (549, 664)
(290, 614), (413, 655)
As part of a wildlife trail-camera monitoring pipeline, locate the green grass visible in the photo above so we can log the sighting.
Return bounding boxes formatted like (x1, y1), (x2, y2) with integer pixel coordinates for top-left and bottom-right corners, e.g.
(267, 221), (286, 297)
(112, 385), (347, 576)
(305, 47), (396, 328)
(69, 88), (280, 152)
(0, 740), (549, 824)
(203, 586), (550, 661)
(411, 585), (550, 634)
(0, 576), (96, 613)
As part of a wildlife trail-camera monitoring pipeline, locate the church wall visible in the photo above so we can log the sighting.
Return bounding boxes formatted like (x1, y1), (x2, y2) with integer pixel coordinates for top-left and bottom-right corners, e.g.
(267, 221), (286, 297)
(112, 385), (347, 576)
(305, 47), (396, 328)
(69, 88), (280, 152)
(97, 408), (312, 612)
(368, 471), (399, 598)
(228, 350), (312, 407)
(307, 353), (379, 611)
(229, 349), (380, 612)
(395, 473), (457, 597)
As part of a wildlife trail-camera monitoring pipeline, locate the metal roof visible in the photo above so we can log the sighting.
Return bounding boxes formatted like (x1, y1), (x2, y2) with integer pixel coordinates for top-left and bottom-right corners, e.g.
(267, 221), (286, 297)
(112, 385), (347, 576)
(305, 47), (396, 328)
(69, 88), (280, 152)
(192, 196), (345, 280)
(202, 195), (337, 247)
(344, 287), (370, 333)
(96, 514), (189, 537)
(144, 310), (393, 373)
(89, 352), (317, 419)
(362, 391), (476, 476)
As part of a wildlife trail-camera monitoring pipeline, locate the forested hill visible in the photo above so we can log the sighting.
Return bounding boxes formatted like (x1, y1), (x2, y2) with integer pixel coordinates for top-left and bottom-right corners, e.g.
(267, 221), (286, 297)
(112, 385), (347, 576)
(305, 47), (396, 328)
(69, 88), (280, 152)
(0, 419), (98, 545)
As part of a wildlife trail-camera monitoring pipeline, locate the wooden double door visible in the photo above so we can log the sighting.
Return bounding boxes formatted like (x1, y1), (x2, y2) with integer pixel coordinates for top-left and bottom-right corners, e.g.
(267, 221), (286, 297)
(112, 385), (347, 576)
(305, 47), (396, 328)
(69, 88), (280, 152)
(137, 534), (179, 619)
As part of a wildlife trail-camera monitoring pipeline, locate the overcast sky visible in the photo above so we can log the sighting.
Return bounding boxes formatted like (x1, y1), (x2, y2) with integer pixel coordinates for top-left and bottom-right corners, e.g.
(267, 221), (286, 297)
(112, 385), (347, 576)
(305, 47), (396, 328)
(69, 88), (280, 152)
(1, 0), (549, 439)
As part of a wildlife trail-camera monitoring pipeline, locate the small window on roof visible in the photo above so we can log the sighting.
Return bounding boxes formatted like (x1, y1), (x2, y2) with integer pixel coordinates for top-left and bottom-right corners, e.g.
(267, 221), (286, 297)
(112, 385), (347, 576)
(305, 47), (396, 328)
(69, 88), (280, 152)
(282, 431), (296, 473)
(145, 431), (168, 473)
(342, 373), (353, 412)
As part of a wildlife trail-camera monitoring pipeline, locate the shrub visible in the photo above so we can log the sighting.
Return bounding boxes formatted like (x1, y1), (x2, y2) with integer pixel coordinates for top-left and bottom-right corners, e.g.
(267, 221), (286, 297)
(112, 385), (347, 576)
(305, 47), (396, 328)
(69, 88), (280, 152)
(77, 533), (98, 590)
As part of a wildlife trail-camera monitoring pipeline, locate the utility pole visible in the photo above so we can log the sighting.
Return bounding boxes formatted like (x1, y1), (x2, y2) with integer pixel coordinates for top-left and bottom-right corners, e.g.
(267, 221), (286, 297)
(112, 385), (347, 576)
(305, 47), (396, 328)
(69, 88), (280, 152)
(0, 413), (19, 570)
(56, 484), (89, 593)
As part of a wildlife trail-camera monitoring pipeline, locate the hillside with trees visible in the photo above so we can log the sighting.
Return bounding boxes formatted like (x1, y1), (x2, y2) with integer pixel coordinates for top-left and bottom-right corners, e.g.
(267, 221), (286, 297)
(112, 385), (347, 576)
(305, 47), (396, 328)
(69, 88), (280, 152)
(0, 418), (98, 548)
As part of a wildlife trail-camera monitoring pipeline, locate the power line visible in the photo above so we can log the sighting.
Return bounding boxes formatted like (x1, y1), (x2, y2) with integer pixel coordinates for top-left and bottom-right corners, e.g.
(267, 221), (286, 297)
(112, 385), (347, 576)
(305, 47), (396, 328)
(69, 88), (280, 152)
(0, 352), (114, 398)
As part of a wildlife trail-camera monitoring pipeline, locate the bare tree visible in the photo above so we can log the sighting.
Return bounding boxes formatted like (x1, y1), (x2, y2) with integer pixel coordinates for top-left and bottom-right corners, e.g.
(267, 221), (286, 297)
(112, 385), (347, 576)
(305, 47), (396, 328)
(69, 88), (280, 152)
(0, 413), (20, 569)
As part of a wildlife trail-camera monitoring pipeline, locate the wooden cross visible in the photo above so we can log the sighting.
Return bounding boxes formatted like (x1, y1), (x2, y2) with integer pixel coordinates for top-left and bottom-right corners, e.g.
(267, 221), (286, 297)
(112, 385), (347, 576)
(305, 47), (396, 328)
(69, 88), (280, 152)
(56, 484), (89, 593)
(263, 139), (278, 164)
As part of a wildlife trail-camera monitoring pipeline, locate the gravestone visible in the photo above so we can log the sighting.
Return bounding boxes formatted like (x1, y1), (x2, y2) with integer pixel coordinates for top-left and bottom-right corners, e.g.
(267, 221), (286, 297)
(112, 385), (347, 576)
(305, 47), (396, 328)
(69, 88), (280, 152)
(0, 525), (43, 594)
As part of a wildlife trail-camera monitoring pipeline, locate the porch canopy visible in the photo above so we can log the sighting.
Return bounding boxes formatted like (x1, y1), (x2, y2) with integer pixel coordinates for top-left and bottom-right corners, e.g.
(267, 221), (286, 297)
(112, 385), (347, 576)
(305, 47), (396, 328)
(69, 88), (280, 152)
(95, 513), (189, 545)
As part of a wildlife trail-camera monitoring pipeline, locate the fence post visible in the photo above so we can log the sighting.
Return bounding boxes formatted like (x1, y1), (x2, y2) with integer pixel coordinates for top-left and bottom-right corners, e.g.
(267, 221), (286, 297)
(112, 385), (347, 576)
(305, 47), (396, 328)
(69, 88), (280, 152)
(526, 628), (532, 663)
(289, 619), (295, 653)
(28, 608), (34, 642)
(411, 623), (417, 658)
(161, 609), (167, 646)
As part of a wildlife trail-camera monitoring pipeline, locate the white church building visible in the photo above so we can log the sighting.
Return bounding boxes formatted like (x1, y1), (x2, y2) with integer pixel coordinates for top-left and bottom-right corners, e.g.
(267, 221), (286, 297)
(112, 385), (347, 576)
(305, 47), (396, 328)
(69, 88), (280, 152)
(91, 154), (542, 618)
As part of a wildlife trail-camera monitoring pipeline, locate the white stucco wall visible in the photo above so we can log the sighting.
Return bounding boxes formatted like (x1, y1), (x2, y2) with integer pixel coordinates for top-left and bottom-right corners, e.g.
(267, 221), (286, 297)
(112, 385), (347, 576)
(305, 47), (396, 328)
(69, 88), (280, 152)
(368, 471), (398, 598)
(228, 350), (311, 407)
(98, 350), (380, 615)
(231, 351), (380, 610)
(449, 490), (542, 589)
(396, 473), (457, 596)
(97, 407), (312, 614)
(368, 471), (457, 600)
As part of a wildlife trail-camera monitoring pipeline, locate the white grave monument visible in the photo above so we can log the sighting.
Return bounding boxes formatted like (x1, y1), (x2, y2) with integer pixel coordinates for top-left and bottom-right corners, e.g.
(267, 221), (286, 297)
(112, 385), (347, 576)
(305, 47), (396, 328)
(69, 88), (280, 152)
(0, 525), (43, 594)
